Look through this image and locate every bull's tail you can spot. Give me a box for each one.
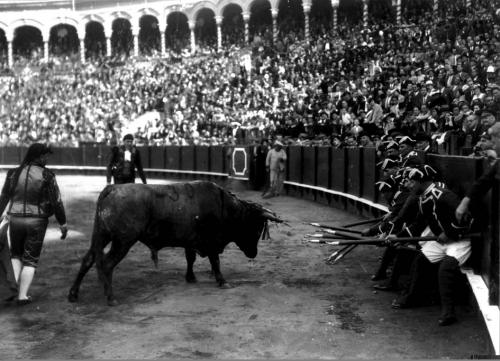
[68,186,115,303]
[92,185,115,274]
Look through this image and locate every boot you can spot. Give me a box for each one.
[383,247,419,291]
[371,246,396,281]
[392,252,436,308]
[438,256,460,326]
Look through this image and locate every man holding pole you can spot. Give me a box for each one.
[391,165,473,326]
[363,166,420,284]
[455,122,500,221]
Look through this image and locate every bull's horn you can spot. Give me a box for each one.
[262,210,283,223]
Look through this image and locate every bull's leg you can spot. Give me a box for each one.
[185,248,197,283]
[97,242,133,306]
[68,249,96,302]
[208,254,231,289]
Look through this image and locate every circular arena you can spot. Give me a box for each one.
[0,173,490,358]
[0,0,499,359]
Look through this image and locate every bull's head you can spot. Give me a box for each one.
[234,202,283,258]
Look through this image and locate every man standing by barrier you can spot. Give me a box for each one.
[263,140,287,199]
[392,165,472,326]
[106,134,147,185]
[456,123,500,221]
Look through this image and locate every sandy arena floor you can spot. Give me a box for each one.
[0,174,490,359]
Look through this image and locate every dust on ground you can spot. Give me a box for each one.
[0,175,490,359]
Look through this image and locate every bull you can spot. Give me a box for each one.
[68,181,282,305]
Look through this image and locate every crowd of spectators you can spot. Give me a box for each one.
[0,0,498,158]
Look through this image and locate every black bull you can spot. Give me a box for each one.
[68,181,283,305]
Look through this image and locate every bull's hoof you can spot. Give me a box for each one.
[107,298,119,306]
[68,291,78,303]
[186,275,197,283]
[218,282,232,289]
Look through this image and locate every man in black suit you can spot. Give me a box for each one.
[106,134,147,185]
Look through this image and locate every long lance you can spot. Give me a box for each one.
[310,223,364,235]
[306,233,481,246]
[305,232,372,240]
[342,217,385,228]
[324,245,352,261]
[326,244,358,264]
[307,235,438,245]
[305,230,361,240]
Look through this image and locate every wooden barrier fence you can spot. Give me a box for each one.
[0,144,497,312]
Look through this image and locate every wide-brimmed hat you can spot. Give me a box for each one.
[399,136,416,147]
[376,176,397,192]
[377,158,399,170]
[407,164,437,182]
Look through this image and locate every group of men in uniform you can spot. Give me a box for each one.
[361,134,475,326]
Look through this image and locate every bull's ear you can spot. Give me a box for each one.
[261,209,283,223]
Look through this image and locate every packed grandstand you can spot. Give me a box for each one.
[0,0,498,158]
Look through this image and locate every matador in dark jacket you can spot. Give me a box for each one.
[106,134,147,185]
[0,143,67,305]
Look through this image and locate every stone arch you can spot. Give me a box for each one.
[109,10,133,21]
[166,11,189,53]
[111,17,133,56]
[194,8,217,48]
[248,0,272,41]
[49,23,79,58]
[137,7,161,18]
[0,21,9,39]
[310,0,333,32]
[82,14,106,26]
[221,3,244,47]
[368,0,394,23]
[190,1,219,22]
[277,0,304,34]
[219,0,243,14]
[339,0,363,25]
[139,14,160,56]
[164,4,186,15]
[46,15,80,34]
[0,28,6,64]
[12,25,44,60]
[85,21,106,59]
[10,18,46,39]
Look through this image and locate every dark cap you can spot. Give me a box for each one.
[123,134,134,141]
[23,143,52,164]
[28,143,52,156]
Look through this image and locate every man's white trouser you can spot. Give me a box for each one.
[419,240,471,266]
